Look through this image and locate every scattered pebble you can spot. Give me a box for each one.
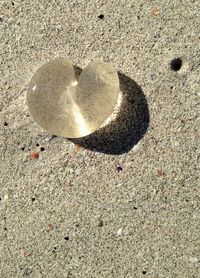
[98,220,104,227]
[52,246,57,254]
[30,151,39,160]
[69,167,75,174]
[45,137,51,142]
[48,224,53,230]
[56,24,62,31]
[157,170,165,176]
[151,7,160,15]
[86,150,95,158]
[22,267,33,276]
[189,256,198,263]
[98,14,104,19]
[44,135,56,142]
[5,82,11,90]
[23,251,32,257]
[75,144,83,151]
[75,168,81,175]
[117,227,123,236]
[132,143,140,153]
[116,182,123,187]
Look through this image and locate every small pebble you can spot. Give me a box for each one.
[116,183,123,187]
[189,256,198,263]
[75,144,83,151]
[45,136,51,142]
[98,14,104,19]
[30,151,39,160]
[56,24,62,31]
[157,170,165,176]
[132,143,140,153]
[98,220,104,227]
[151,7,160,15]
[48,224,53,230]
[5,83,11,90]
[117,227,123,236]
[45,135,56,142]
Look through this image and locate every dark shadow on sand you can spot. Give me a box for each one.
[70,72,150,155]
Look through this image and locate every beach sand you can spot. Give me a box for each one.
[0,0,200,277]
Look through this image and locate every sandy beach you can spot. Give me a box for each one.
[0,0,200,277]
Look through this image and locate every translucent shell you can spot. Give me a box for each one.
[27,58,120,138]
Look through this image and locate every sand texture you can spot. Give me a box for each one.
[0,0,200,277]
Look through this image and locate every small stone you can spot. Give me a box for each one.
[151,7,160,15]
[117,227,123,236]
[132,143,140,153]
[189,256,198,263]
[157,170,165,176]
[75,168,81,175]
[98,14,104,19]
[44,136,52,142]
[30,151,39,160]
[116,183,123,187]
[22,267,33,276]
[56,25,62,31]
[48,224,53,230]
[98,220,104,227]
[75,144,83,150]
[5,82,11,90]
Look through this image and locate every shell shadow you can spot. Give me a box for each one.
[70,71,150,155]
